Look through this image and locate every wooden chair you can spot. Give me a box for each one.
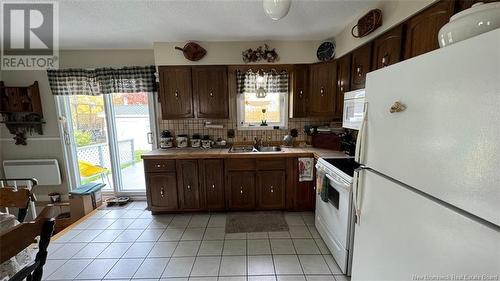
[0,206,56,281]
[0,178,38,222]
[0,188,32,222]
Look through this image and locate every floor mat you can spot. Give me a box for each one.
[226,211,289,233]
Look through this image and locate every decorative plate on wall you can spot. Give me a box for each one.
[317,41,336,62]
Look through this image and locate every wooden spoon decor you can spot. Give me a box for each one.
[175,42,207,61]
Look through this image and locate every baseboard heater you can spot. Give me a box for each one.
[3,159,62,185]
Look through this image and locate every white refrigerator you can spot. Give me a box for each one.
[351,29,500,281]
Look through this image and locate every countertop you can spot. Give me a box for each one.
[141,147,349,160]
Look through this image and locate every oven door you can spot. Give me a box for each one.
[343,89,365,130]
[315,169,353,273]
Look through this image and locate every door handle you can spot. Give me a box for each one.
[353,166,369,225]
[325,174,350,191]
[352,170,360,224]
[147,132,153,144]
[355,102,368,163]
[160,188,165,198]
[270,185,274,193]
[212,184,215,191]
[389,101,407,113]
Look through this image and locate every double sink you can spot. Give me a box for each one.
[229,146,282,153]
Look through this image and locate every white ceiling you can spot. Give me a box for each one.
[57,0,379,49]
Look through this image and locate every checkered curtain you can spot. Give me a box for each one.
[236,69,289,94]
[47,66,157,95]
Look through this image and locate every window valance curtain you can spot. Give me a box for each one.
[236,69,289,94]
[47,66,157,96]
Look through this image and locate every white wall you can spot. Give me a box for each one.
[334,0,437,57]
[155,40,322,65]
[0,49,154,200]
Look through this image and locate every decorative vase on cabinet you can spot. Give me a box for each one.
[438,2,500,48]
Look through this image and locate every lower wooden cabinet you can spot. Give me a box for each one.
[147,173,178,211]
[176,160,202,210]
[200,159,225,210]
[257,170,286,209]
[145,157,315,212]
[227,171,256,210]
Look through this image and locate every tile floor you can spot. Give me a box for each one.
[45,201,349,281]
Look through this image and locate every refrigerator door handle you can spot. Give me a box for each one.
[353,169,360,225]
[355,102,368,163]
[353,165,371,225]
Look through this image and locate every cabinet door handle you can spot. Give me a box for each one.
[299,90,303,98]
[320,88,325,97]
[212,184,215,191]
[160,188,165,198]
[356,66,363,76]
[209,91,214,97]
[270,185,274,193]
[174,91,179,98]
[381,54,389,67]
[240,186,243,194]
[155,164,161,168]
[187,184,191,191]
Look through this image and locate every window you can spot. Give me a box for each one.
[236,70,289,130]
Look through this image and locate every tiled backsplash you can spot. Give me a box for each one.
[159,117,336,144]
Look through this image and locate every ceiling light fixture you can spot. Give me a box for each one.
[263,0,291,21]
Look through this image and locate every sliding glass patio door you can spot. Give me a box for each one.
[57,92,156,195]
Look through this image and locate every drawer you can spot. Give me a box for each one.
[144,160,176,172]
[256,159,286,170]
[226,159,256,171]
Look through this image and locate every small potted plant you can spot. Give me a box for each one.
[260,108,268,126]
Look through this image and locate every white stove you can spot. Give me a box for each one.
[315,157,359,276]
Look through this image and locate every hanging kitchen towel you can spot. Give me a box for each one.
[316,168,324,194]
[298,157,314,182]
[320,174,329,202]
[315,168,329,203]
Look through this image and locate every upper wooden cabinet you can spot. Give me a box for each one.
[350,43,372,90]
[290,64,309,118]
[159,66,194,119]
[404,0,455,59]
[158,65,229,119]
[336,55,351,118]
[176,160,202,210]
[372,25,404,70]
[192,66,229,118]
[308,61,337,117]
